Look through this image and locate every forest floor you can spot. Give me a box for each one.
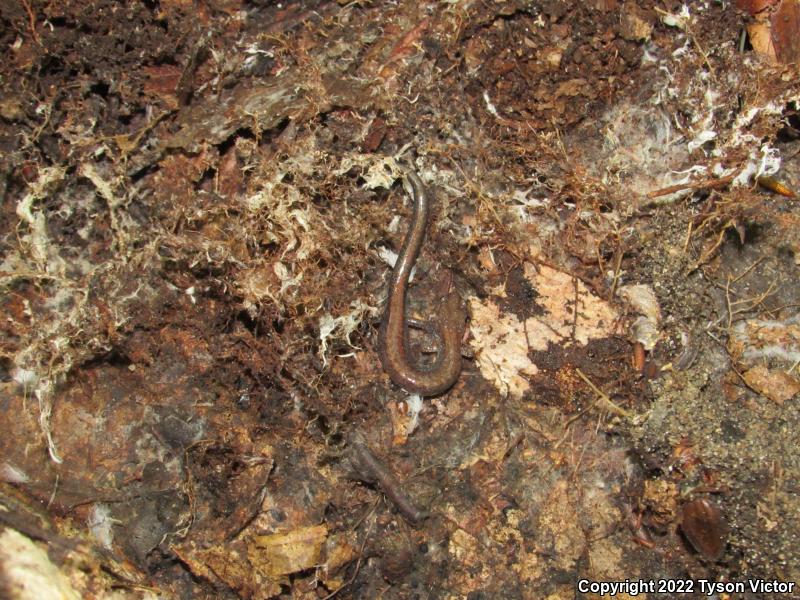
[1,1,800,598]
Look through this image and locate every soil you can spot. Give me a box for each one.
[1,1,799,599]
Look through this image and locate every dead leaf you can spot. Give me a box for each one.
[619,2,654,41]
[772,0,800,64]
[248,524,328,577]
[743,364,800,404]
[736,0,780,14]
[469,264,620,399]
[174,541,283,600]
[747,20,777,62]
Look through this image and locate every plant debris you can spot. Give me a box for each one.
[1,0,800,598]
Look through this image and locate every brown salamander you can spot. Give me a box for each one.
[378,172,466,396]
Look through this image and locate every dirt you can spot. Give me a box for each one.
[1,0,800,598]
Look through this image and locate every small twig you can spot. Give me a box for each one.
[319,504,376,600]
[555,369,633,449]
[737,27,748,53]
[646,175,734,201]
[683,220,693,253]
[19,0,41,45]
[688,224,731,271]
[554,411,584,449]
[609,243,624,298]
[703,329,763,396]
[347,430,427,524]
[725,276,734,331]
[654,7,716,79]
[570,414,601,480]
[705,259,765,299]
[575,368,632,419]
[502,432,524,461]
[447,157,504,227]
[724,280,778,331]
[46,474,59,509]
[730,258,765,285]
[176,32,212,107]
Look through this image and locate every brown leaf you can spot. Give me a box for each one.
[747,20,777,62]
[736,0,780,14]
[619,2,654,41]
[248,524,328,577]
[743,364,800,404]
[772,0,800,63]
[174,541,283,600]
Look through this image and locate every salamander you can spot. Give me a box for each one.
[378,171,466,396]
